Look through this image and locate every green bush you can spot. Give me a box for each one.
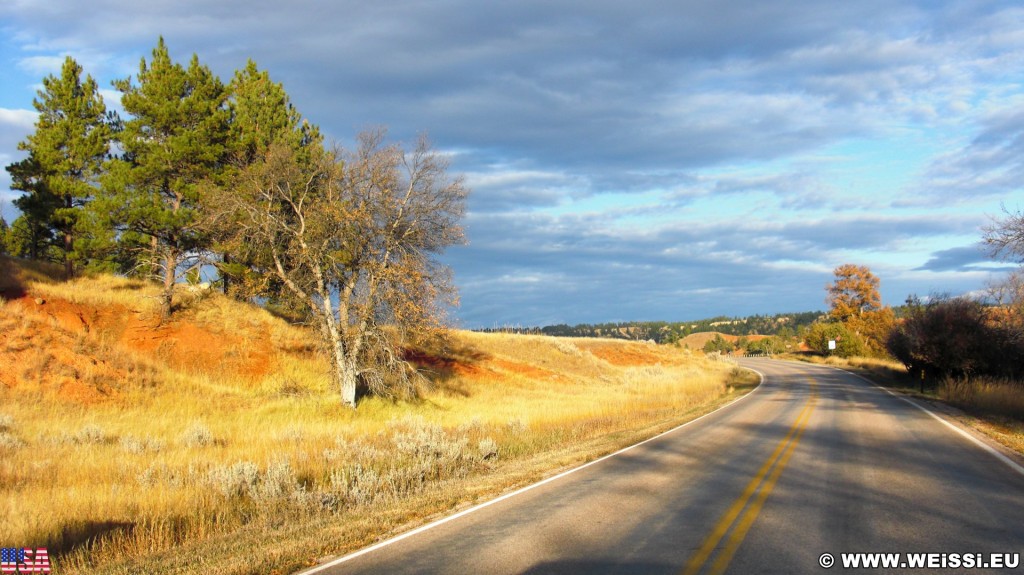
[804,322,866,358]
[702,334,734,354]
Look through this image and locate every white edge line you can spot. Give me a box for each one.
[816,363,1024,479]
[298,367,766,574]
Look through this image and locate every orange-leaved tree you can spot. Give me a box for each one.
[825,264,894,357]
[826,264,881,321]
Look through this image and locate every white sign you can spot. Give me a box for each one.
[828,340,837,350]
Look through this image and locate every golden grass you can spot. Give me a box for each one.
[0,259,751,575]
[935,376,1024,455]
[938,376,1024,419]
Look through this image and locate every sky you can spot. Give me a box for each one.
[2,1,1023,329]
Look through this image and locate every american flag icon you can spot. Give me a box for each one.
[0,548,50,574]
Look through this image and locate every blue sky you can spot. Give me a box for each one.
[2,0,1022,328]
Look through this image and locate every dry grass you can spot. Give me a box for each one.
[939,376,1024,419]
[0,256,751,575]
[935,376,1024,455]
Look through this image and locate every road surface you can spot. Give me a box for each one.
[301,358,1024,574]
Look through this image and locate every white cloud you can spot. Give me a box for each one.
[3,0,1024,325]
[16,55,66,76]
[0,108,37,130]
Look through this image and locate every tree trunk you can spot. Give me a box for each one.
[63,230,74,280]
[63,194,74,280]
[320,306,358,408]
[221,252,232,295]
[334,343,358,408]
[161,249,176,319]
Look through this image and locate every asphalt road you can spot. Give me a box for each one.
[300,359,1024,575]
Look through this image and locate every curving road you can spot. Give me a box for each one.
[300,359,1024,574]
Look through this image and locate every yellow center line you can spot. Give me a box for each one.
[682,378,819,575]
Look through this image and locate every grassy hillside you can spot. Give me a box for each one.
[677,331,773,351]
[0,255,755,575]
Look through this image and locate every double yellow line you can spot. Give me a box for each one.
[682,378,819,575]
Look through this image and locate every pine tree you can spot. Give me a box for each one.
[0,211,9,255]
[3,162,56,260]
[208,60,322,300]
[228,59,322,165]
[5,56,110,276]
[98,37,230,317]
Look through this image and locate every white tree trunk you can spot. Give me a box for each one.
[338,357,358,408]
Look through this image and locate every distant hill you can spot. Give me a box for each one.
[677,332,766,350]
[478,311,825,343]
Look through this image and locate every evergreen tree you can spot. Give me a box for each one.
[98,37,230,317]
[0,211,9,255]
[228,59,321,165]
[208,60,322,301]
[5,57,110,277]
[2,171,55,261]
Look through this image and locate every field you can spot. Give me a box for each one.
[0,255,755,575]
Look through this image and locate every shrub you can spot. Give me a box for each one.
[744,337,780,355]
[886,296,1001,379]
[74,424,109,445]
[478,437,499,460]
[180,422,216,447]
[121,435,165,454]
[702,334,734,354]
[208,461,260,498]
[804,322,866,358]
[0,431,25,449]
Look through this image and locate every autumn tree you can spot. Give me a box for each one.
[221,129,467,407]
[210,60,322,299]
[96,37,230,317]
[822,263,895,356]
[826,264,882,321]
[5,56,111,277]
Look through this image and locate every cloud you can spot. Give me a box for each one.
[3,1,1024,325]
[443,209,986,326]
[914,243,1016,272]
[0,108,36,132]
[914,106,1024,203]
[0,108,34,214]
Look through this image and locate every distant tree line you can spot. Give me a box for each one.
[478,312,823,344]
[1,38,467,408]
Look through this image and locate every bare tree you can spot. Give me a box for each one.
[984,206,1024,346]
[224,129,467,407]
[984,205,1024,263]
